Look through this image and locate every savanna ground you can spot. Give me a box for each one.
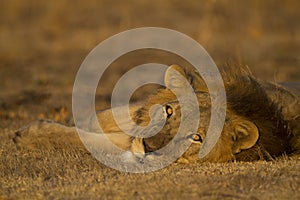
[1,0,300,199]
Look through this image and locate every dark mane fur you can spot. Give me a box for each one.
[222,65,292,160]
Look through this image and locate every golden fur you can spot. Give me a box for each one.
[13,64,300,163]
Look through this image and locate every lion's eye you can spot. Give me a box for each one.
[165,105,173,118]
[191,134,203,143]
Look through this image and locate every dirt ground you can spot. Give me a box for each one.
[1,0,300,199]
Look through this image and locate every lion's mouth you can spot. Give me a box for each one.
[143,139,155,153]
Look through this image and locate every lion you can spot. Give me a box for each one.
[141,65,300,162]
[12,64,300,163]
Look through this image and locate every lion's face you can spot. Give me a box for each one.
[139,65,262,163]
[141,100,259,163]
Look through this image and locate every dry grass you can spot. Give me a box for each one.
[1,0,300,199]
[1,127,300,199]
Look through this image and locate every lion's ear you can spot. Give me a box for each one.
[164,64,190,93]
[165,64,209,93]
[232,120,259,154]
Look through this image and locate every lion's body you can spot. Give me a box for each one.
[13,65,300,163]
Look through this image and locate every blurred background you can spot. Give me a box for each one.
[0,0,299,127]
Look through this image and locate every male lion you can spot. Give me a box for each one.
[141,65,300,162]
[13,64,300,163]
